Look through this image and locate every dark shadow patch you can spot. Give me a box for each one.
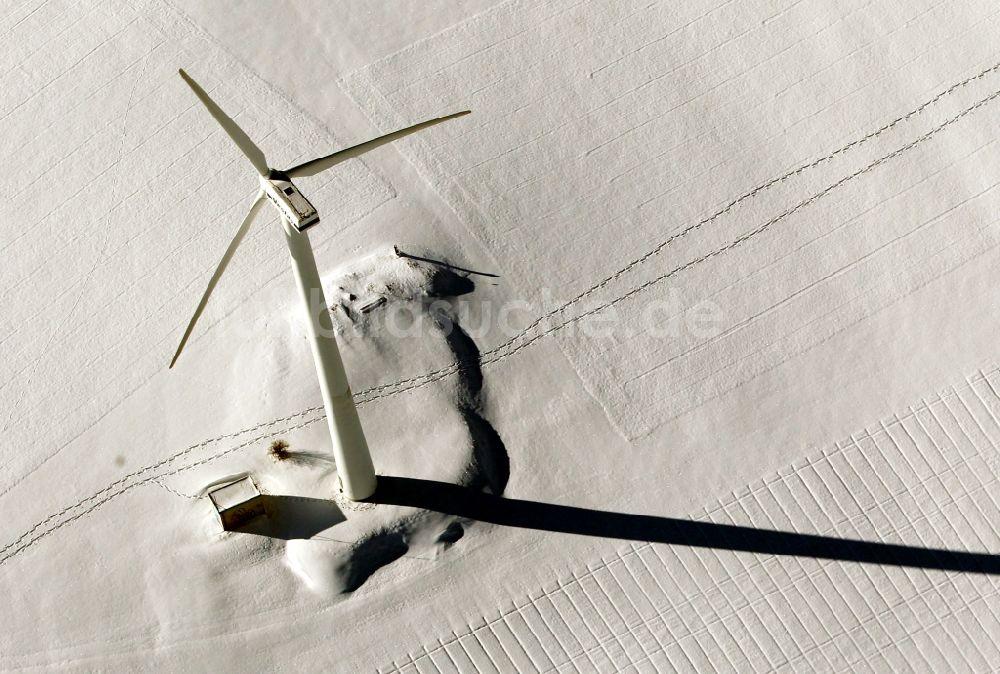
[369,477,1000,575]
[281,450,337,468]
[236,495,346,540]
[336,529,409,593]
[429,269,476,298]
[461,408,509,495]
[437,521,465,546]
[440,318,483,399]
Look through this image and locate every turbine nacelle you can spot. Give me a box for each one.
[260,173,319,232]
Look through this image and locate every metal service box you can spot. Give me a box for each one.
[207,475,266,530]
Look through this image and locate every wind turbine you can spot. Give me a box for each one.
[169,68,469,501]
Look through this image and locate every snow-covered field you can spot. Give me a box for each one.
[5,0,1000,670]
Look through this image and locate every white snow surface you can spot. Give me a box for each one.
[5,0,1000,671]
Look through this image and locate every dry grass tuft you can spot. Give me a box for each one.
[268,439,291,462]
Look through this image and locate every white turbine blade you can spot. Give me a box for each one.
[283,110,470,179]
[179,68,269,176]
[169,191,266,369]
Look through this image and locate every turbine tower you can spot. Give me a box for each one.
[169,68,469,501]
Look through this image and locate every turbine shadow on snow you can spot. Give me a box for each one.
[368,476,1000,575]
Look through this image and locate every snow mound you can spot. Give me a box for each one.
[176,246,509,595]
